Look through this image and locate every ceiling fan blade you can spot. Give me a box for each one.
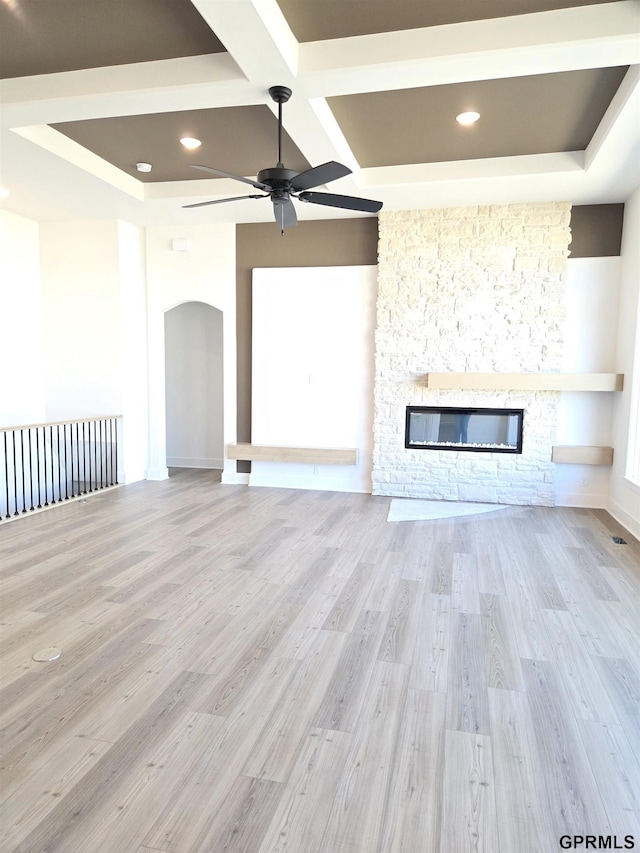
[290,161,352,191]
[183,194,267,209]
[190,164,269,191]
[273,197,297,229]
[298,191,382,213]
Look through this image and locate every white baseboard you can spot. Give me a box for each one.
[248,472,368,493]
[166,457,223,469]
[221,471,249,485]
[146,466,169,481]
[607,497,640,541]
[120,468,145,485]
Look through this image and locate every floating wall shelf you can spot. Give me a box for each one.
[227,444,358,465]
[423,373,624,392]
[551,446,614,465]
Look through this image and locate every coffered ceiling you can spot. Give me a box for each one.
[0,0,638,226]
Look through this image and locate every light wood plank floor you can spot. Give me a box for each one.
[1,469,639,853]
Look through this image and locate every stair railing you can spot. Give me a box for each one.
[0,415,122,521]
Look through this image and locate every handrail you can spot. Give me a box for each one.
[0,415,123,432]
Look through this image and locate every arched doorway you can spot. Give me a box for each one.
[164,302,224,473]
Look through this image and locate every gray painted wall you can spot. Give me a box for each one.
[569,204,624,257]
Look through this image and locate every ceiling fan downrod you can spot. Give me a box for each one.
[268,85,292,167]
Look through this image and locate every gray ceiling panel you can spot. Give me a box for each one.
[52,107,311,183]
[276,0,622,42]
[327,68,629,167]
[0,0,224,79]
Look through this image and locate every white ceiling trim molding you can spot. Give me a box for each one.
[146,153,588,213]
[360,153,585,189]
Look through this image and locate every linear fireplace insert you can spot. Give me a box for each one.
[405,406,524,453]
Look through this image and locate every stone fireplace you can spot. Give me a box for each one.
[373,203,572,506]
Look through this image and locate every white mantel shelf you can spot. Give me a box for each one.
[424,373,624,392]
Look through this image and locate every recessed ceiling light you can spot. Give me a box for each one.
[136,162,153,173]
[0,187,9,198]
[456,111,480,126]
[180,137,201,150]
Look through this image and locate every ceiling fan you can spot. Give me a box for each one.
[183,85,382,232]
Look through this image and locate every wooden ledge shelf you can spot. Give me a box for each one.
[227,444,358,465]
[552,445,614,465]
[424,373,624,392]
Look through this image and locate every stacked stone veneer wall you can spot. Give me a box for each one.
[373,202,572,505]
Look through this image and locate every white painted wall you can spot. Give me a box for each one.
[0,211,45,426]
[38,219,148,484]
[40,220,122,420]
[117,220,148,484]
[609,186,640,538]
[251,266,377,493]
[145,224,237,482]
[555,257,621,507]
[165,302,224,469]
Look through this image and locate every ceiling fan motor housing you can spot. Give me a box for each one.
[258,167,298,189]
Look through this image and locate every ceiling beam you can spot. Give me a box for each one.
[12,125,144,199]
[585,65,640,171]
[0,55,253,127]
[298,2,640,96]
[190,0,299,82]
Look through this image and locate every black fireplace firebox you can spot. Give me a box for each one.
[405,406,524,454]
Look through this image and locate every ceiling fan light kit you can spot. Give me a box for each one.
[183,85,382,232]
